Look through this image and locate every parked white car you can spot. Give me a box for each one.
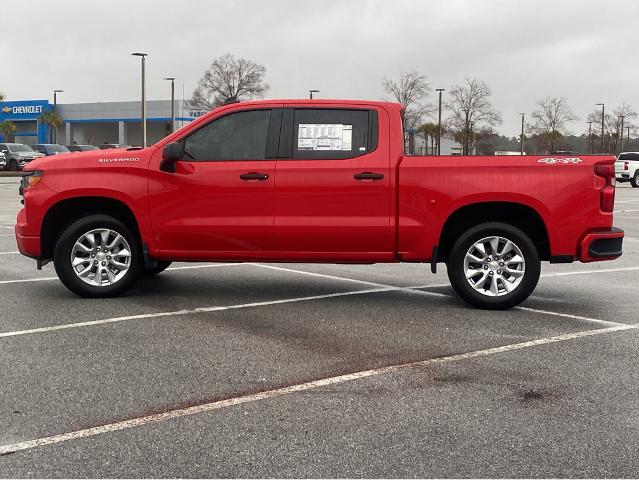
[0,151,6,170]
[615,152,639,188]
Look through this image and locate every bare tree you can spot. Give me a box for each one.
[188,53,270,111]
[587,102,637,153]
[445,78,502,155]
[381,71,434,128]
[531,97,577,153]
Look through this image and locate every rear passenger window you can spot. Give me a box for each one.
[619,153,639,161]
[292,109,376,159]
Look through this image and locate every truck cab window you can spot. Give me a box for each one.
[291,109,376,159]
[182,109,271,161]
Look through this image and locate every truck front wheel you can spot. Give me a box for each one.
[53,214,142,298]
[446,222,540,309]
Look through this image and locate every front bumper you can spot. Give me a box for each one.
[15,208,41,259]
[578,227,624,262]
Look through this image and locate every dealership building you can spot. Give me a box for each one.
[0,99,205,146]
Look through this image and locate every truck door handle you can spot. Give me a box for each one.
[354,172,384,181]
[240,172,269,181]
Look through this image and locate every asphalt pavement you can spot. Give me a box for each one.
[0,177,637,478]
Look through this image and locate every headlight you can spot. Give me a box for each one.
[19,170,44,195]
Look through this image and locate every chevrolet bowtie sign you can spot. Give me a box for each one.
[2,105,44,115]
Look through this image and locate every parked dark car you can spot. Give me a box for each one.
[32,144,70,156]
[67,144,99,152]
[0,143,45,171]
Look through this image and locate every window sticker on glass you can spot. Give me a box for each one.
[298,124,353,151]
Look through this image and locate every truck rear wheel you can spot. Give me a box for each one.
[53,214,141,298]
[446,222,540,310]
[631,171,639,188]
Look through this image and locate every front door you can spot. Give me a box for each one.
[148,107,281,259]
[274,106,393,260]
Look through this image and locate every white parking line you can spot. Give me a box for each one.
[0,285,432,339]
[254,265,629,328]
[0,277,58,285]
[0,263,243,285]
[0,323,634,456]
[541,266,639,277]
[0,251,19,255]
[614,209,639,213]
[515,306,625,328]
[0,234,15,237]
[252,264,449,297]
[0,225,13,229]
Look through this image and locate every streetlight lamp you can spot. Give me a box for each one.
[435,88,445,155]
[53,89,63,143]
[619,115,625,153]
[132,52,148,147]
[596,103,605,153]
[519,113,525,155]
[309,89,319,99]
[164,77,176,134]
[587,121,593,154]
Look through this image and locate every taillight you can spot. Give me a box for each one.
[624,161,629,170]
[595,162,615,212]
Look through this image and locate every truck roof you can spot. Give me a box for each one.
[225,98,403,110]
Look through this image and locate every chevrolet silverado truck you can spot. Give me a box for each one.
[615,152,639,187]
[14,99,623,309]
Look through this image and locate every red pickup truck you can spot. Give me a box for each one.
[15,99,623,309]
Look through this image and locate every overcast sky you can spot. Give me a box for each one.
[3,0,637,136]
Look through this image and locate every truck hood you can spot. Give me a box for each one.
[24,147,150,172]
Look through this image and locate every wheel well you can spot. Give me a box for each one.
[438,202,550,261]
[41,197,141,260]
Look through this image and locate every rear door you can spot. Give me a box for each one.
[274,106,392,259]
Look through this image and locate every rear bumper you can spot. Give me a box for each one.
[578,227,624,262]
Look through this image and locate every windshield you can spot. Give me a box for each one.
[8,144,34,152]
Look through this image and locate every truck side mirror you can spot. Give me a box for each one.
[160,142,181,173]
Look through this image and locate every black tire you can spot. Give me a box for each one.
[8,160,18,172]
[631,171,639,188]
[53,214,141,298]
[143,261,172,276]
[446,222,541,310]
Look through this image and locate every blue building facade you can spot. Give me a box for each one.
[0,100,52,143]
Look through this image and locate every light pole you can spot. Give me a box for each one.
[164,77,176,134]
[53,89,63,143]
[519,113,525,155]
[436,88,444,155]
[309,89,319,100]
[596,103,605,153]
[462,108,469,155]
[587,121,593,154]
[628,126,632,144]
[619,115,625,153]
[132,52,148,147]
